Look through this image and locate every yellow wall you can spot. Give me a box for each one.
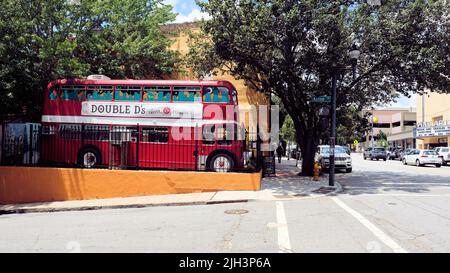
[163,23,270,133]
[0,167,261,204]
[417,93,450,123]
[416,92,450,148]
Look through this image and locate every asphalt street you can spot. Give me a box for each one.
[0,154,449,253]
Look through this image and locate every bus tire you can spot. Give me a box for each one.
[207,151,235,173]
[78,147,101,168]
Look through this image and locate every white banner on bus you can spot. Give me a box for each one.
[81,102,203,119]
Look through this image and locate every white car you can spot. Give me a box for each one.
[434,147,450,166]
[402,149,442,168]
[316,145,352,173]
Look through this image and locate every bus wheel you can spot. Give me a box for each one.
[208,153,234,173]
[78,148,101,168]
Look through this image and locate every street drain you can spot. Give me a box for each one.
[225,209,249,215]
[388,203,397,206]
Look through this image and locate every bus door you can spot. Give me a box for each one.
[138,126,171,169]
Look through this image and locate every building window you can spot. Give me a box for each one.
[403,121,416,126]
[433,116,444,122]
[392,122,401,127]
[373,123,390,128]
[141,127,169,143]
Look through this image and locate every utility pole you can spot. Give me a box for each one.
[371,110,374,148]
[329,71,337,187]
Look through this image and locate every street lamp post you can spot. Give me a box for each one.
[329,45,360,187]
[329,72,337,187]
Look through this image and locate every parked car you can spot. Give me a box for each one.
[387,147,402,160]
[434,147,450,166]
[400,148,414,159]
[344,146,351,155]
[363,147,387,161]
[315,145,352,173]
[290,148,302,160]
[402,149,442,167]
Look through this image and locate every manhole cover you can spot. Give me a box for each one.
[225,209,249,215]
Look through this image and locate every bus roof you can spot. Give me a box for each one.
[47,79,236,89]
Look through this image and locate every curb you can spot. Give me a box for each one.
[0,200,252,215]
[0,182,343,215]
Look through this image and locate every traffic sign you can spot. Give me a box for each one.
[311,95,331,103]
[353,139,359,145]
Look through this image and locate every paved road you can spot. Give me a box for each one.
[1,154,449,253]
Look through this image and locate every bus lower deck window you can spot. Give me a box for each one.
[141,127,169,143]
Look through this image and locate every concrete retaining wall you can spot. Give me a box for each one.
[0,167,261,204]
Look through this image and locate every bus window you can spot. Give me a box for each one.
[172,86,201,102]
[48,86,60,100]
[202,125,215,145]
[203,87,230,103]
[217,125,233,145]
[59,124,82,139]
[87,85,113,101]
[115,86,141,101]
[84,125,109,141]
[60,85,85,101]
[143,86,171,102]
[141,127,169,143]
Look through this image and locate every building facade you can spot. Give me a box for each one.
[362,107,417,149]
[416,92,450,149]
[161,22,270,135]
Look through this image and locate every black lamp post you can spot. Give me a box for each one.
[329,45,360,187]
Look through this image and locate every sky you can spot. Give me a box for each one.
[165,0,210,23]
[165,0,417,108]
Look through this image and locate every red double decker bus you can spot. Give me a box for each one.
[41,77,245,172]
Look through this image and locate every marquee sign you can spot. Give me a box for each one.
[81,102,203,119]
[414,125,450,138]
[417,120,450,128]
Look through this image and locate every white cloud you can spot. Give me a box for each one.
[174,8,210,23]
[387,93,417,108]
[164,0,179,6]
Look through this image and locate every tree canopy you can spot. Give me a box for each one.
[0,0,178,119]
[187,0,450,175]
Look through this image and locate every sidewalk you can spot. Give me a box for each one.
[0,158,341,214]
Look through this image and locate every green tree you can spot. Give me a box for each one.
[336,106,371,145]
[280,115,296,143]
[377,130,388,148]
[187,0,449,175]
[0,0,178,119]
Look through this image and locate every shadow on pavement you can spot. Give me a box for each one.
[337,170,450,195]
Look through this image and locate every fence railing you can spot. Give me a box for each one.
[0,122,262,173]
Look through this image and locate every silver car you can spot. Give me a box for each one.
[402,149,442,167]
[316,145,352,173]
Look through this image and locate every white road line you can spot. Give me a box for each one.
[345,183,450,187]
[276,201,293,253]
[343,194,450,198]
[331,197,408,253]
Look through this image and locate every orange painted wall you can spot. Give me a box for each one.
[0,167,261,205]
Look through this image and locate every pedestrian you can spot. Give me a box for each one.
[276,144,284,164]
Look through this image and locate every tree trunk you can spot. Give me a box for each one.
[299,131,319,176]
